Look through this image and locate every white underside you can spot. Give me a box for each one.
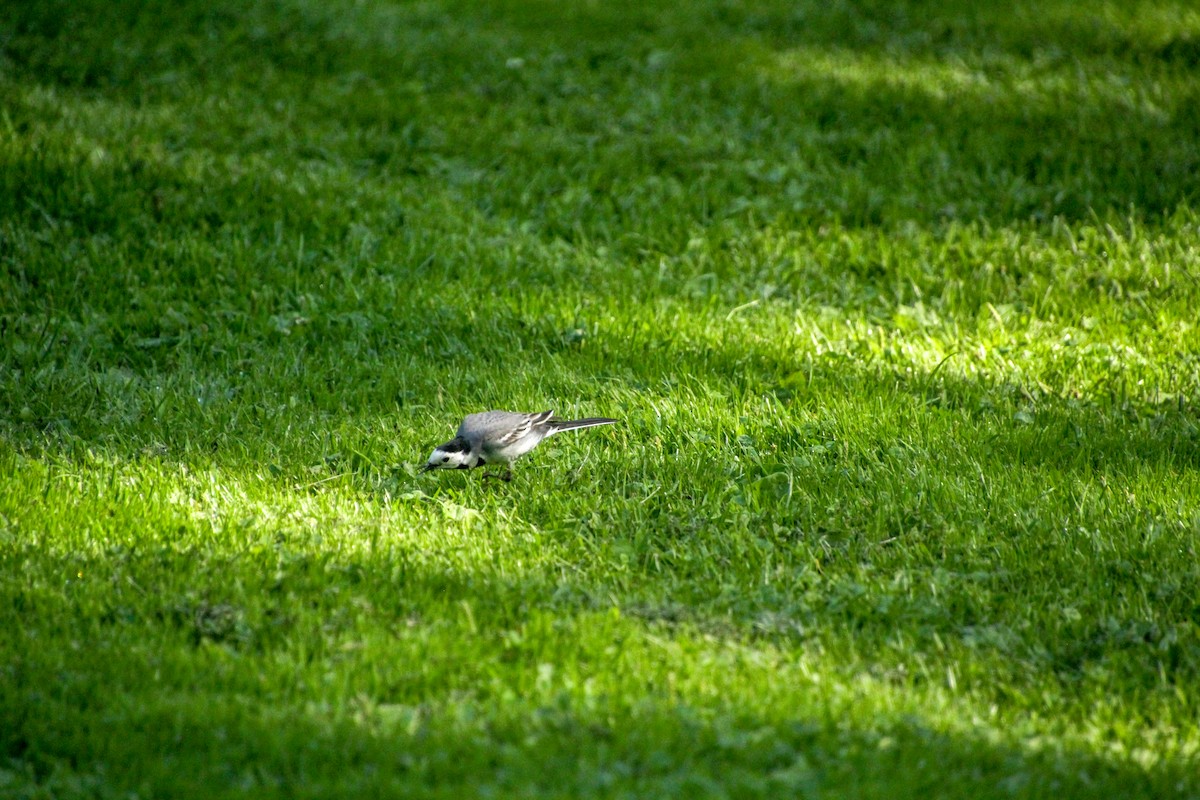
[481,431,551,465]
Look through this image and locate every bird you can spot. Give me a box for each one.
[421,410,617,481]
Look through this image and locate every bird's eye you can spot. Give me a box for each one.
[442,456,450,463]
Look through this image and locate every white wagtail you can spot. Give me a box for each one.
[422,410,617,481]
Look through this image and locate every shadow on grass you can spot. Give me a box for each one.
[2,0,1198,231]
[1,541,1194,798]
[3,687,1187,798]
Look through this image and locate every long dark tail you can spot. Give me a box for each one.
[546,417,618,435]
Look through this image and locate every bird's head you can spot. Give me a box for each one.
[421,436,475,472]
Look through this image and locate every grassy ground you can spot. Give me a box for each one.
[3,0,1200,796]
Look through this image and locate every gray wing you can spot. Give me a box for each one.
[459,410,554,446]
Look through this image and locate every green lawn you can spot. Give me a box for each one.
[3,0,1200,796]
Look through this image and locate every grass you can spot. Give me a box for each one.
[2,0,1200,796]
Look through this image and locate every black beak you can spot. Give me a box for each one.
[420,463,436,473]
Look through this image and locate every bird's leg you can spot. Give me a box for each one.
[482,468,513,482]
